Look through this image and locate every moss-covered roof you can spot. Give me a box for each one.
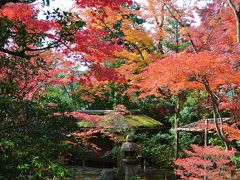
[77,114,162,129]
[124,115,162,128]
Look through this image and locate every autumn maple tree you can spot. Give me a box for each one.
[0,0,133,178]
[74,0,192,104]
[133,0,240,146]
[0,0,133,137]
[0,0,135,100]
[0,0,240,178]
[175,144,237,180]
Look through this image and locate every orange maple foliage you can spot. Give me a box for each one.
[133,1,240,145]
[137,52,240,97]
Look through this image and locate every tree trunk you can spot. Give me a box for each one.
[174,93,185,159]
[202,77,231,147]
[174,108,180,159]
[157,41,164,55]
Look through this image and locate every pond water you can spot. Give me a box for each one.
[70,166,176,180]
[116,169,175,180]
[70,167,102,179]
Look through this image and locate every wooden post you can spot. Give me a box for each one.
[175,129,179,159]
[204,116,208,180]
[204,116,208,147]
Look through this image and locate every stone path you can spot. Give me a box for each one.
[70,166,114,180]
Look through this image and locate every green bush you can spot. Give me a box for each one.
[0,99,80,179]
[135,132,174,167]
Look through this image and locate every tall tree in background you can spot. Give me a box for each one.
[135,0,240,147]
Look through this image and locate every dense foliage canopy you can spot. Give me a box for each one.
[0,0,240,179]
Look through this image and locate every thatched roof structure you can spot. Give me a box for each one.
[77,110,162,130]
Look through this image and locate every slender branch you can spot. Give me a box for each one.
[164,4,184,27]
[132,42,145,61]
[164,4,198,53]
[102,21,146,61]
[198,21,219,52]
[228,0,238,16]
[228,0,240,43]
[63,85,71,98]
[0,48,30,59]
[187,33,198,53]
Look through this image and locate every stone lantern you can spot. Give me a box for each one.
[121,135,138,180]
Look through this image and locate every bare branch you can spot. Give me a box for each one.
[228,0,238,16]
